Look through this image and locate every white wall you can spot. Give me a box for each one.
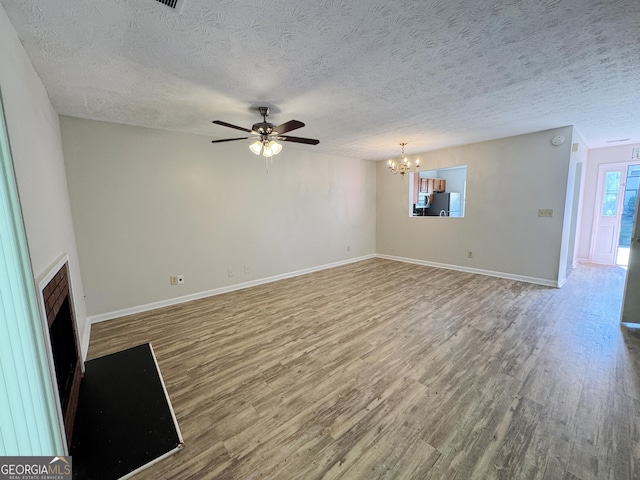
[418,167,467,195]
[561,128,588,278]
[0,6,89,355]
[435,167,466,198]
[577,144,640,262]
[556,128,586,286]
[377,126,574,285]
[60,116,376,318]
[0,2,88,453]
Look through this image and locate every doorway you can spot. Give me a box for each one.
[590,162,640,266]
[617,165,640,266]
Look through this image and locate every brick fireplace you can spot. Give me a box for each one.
[42,261,82,446]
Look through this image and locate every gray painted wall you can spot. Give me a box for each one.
[376,126,574,284]
[0,5,89,355]
[2,0,583,328]
[60,116,377,317]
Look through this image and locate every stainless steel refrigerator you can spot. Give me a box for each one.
[426,192,461,217]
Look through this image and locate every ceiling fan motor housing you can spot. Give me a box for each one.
[254,107,275,135]
[252,121,276,135]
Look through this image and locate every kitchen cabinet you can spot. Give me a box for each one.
[413,175,448,212]
[433,179,446,192]
[421,178,447,194]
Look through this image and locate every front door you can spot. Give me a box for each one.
[591,164,625,264]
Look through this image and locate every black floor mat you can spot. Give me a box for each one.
[70,343,183,479]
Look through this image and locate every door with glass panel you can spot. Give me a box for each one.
[591,163,639,265]
[618,165,640,265]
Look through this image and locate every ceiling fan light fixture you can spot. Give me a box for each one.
[249,141,263,155]
[212,106,319,167]
[270,140,282,155]
[263,144,274,157]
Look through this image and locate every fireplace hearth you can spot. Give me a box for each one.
[42,261,82,446]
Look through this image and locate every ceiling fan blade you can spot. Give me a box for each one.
[212,120,253,133]
[278,135,320,145]
[274,120,305,135]
[211,137,251,143]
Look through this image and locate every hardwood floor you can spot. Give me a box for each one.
[86,259,640,479]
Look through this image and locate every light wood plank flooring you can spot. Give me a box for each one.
[86,259,640,479]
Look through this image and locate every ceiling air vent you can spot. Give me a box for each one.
[155,0,185,13]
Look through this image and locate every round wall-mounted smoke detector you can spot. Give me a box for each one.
[551,135,565,146]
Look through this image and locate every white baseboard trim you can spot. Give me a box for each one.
[375,254,560,288]
[89,254,377,324]
[88,253,562,325]
[80,323,91,362]
[622,322,640,330]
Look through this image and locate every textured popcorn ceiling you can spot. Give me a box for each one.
[2,0,639,160]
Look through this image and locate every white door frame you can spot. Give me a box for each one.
[590,161,637,264]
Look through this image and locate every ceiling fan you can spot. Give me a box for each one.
[212,106,319,158]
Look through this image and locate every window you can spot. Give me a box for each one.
[601,171,621,217]
[409,165,467,217]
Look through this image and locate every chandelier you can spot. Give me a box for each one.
[388,142,419,176]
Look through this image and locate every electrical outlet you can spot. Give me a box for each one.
[228,268,234,277]
[538,209,553,217]
[170,275,178,285]
[244,265,250,275]
[347,245,351,252]
[468,251,473,258]
[177,275,184,284]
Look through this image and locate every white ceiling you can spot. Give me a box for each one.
[2,0,639,160]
